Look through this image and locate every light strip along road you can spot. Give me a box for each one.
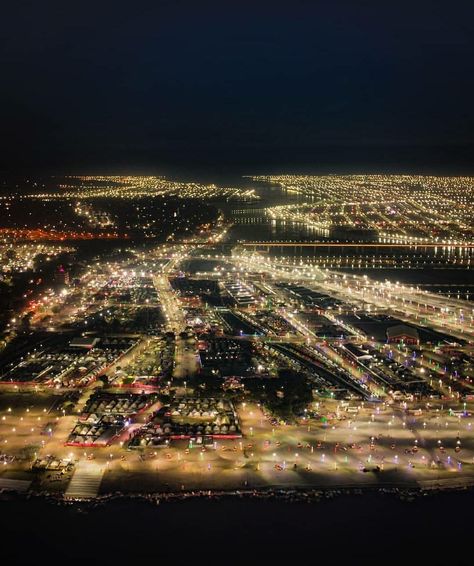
[170,241,474,249]
[232,252,474,341]
[269,342,372,399]
[223,294,374,399]
[241,242,474,249]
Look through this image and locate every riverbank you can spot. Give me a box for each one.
[3,479,474,508]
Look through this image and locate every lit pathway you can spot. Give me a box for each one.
[0,477,31,493]
[65,460,104,499]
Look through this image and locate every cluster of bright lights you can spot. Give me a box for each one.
[250,175,474,244]
[30,175,259,202]
[0,243,73,273]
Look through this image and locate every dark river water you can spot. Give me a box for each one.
[0,492,471,564]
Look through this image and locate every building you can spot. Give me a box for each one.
[386,324,419,345]
[54,265,70,286]
[344,343,373,361]
[69,336,100,349]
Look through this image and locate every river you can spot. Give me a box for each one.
[0,491,471,564]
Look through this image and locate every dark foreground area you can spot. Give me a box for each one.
[0,491,471,565]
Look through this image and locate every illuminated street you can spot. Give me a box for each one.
[0,173,472,500]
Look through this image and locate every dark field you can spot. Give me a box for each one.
[0,491,471,565]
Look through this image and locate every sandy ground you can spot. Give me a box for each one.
[1,390,474,495]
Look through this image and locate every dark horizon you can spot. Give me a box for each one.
[3,143,474,181]
[1,1,473,176]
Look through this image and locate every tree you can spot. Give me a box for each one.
[98,374,109,386]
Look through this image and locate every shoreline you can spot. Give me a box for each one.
[3,480,474,509]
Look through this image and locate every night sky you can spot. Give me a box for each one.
[1,1,473,175]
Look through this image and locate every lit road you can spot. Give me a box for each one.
[229,252,474,341]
